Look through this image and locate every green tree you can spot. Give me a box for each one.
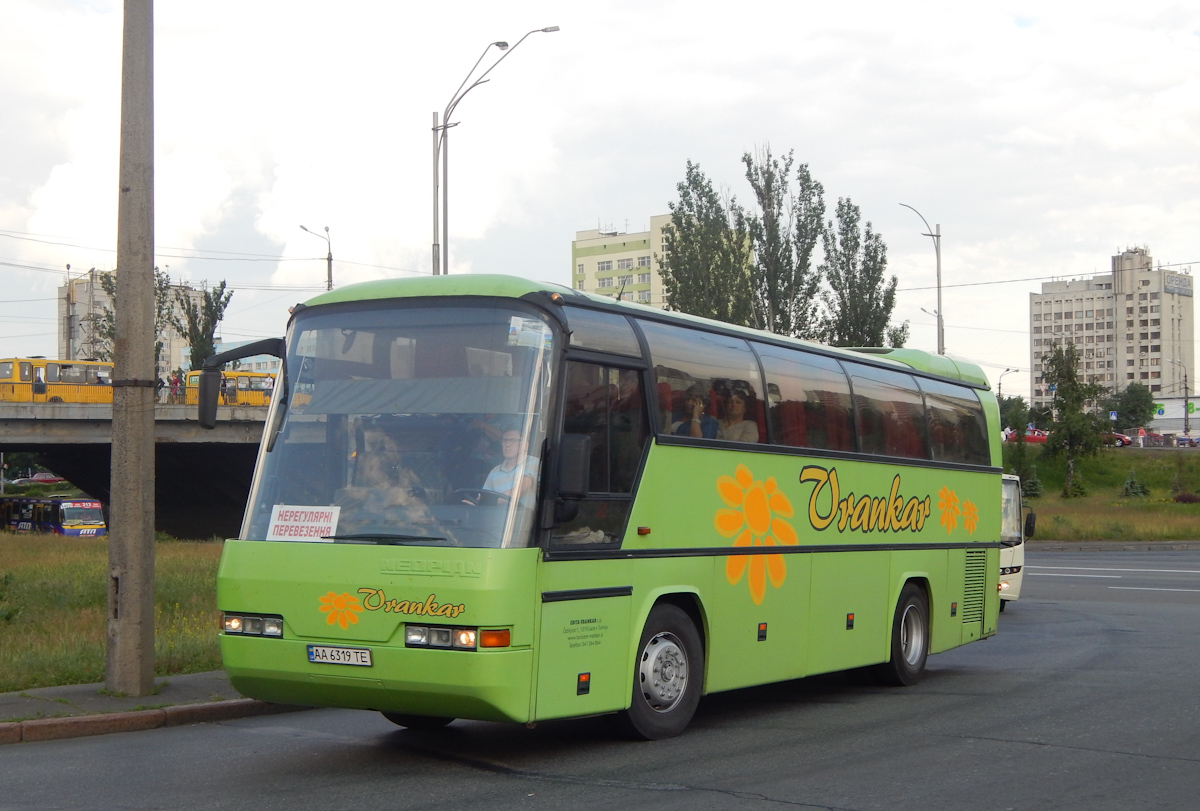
[172,280,234,371]
[1042,345,1105,497]
[659,161,754,326]
[94,267,175,374]
[1098,382,1157,433]
[1000,395,1032,481]
[819,197,907,347]
[740,146,825,338]
[999,395,1029,433]
[1029,404,1053,429]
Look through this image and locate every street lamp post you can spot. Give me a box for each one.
[998,367,1017,400]
[431,26,559,275]
[300,225,332,291]
[1168,358,1190,435]
[899,204,943,355]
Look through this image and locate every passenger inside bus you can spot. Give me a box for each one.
[717,388,759,443]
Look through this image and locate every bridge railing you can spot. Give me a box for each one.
[0,383,272,407]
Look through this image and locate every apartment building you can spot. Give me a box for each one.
[571,215,669,308]
[1029,247,1194,409]
[57,269,210,374]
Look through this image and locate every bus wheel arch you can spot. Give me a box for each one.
[614,596,705,740]
[873,578,930,687]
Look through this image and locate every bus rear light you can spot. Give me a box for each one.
[480,629,511,648]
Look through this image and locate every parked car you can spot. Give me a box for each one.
[1106,432,1132,447]
[1021,428,1049,443]
[31,472,65,483]
[1175,435,1196,448]
[8,478,36,486]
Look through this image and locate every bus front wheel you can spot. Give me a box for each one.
[613,604,703,740]
[381,712,454,730]
[873,583,929,687]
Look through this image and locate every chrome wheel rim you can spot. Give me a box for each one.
[638,631,688,713]
[899,604,926,666]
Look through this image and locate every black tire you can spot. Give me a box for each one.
[381,712,454,730]
[613,604,703,740]
[999,598,1008,613]
[873,582,929,687]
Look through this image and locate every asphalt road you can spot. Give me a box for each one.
[3,550,1198,811]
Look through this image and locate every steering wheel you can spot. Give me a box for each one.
[452,488,509,507]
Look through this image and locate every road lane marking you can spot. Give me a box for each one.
[1026,573,1122,578]
[1027,566,1200,574]
[1109,586,1200,593]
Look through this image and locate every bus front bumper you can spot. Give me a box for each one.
[220,634,534,723]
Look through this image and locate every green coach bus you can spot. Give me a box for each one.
[202,274,1002,739]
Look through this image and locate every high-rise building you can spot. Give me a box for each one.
[571,215,670,308]
[1029,247,1194,409]
[57,269,211,375]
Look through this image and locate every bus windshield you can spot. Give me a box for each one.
[241,302,555,549]
[61,506,105,525]
[1000,478,1022,546]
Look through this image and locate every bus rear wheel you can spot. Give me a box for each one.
[613,604,703,740]
[873,583,929,687]
[381,712,454,730]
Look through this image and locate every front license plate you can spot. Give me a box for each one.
[307,645,372,667]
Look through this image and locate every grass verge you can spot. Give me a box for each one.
[1006,445,1200,541]
[0,533,222,693]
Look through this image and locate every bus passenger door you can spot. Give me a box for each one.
[536,361,648,721]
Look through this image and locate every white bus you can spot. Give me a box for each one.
[999,474,1034,609]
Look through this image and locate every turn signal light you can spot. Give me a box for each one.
[480,629,511,648]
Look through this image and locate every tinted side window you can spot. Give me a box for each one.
[920,379,990,465]
[639,320,764,442]
[565,307,641,357]
[754,344,855,452]
[845,363,929,460]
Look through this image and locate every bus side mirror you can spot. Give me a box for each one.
[197,368,222,429]
[557,434,591,500]
[1024,510,1036,540]
[195,337,285,430]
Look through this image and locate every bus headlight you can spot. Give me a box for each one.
[223,612,284,637]
[405,624,501,651]
[999,581,1011,591]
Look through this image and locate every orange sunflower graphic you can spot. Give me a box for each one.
[318,591,363,630]
[937,486,960,534]
[961,500,978,535]
[715,464,798,605]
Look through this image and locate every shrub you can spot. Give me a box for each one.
[1122,470,1150,498]
[1021,466,1045,499]
[1173,492,1200,504]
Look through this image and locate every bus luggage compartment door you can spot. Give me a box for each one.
[535,590,631,721]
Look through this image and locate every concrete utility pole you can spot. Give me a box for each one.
[107,0,157,696]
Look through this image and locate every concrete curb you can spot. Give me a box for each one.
[0,699,307,746]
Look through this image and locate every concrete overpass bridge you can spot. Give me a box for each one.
[0,402,264,538]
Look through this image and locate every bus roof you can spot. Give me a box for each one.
[299,275,989,389]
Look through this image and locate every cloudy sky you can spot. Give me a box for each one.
[2,0,1198,398]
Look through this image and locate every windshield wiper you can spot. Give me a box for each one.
[321,533,448,545]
